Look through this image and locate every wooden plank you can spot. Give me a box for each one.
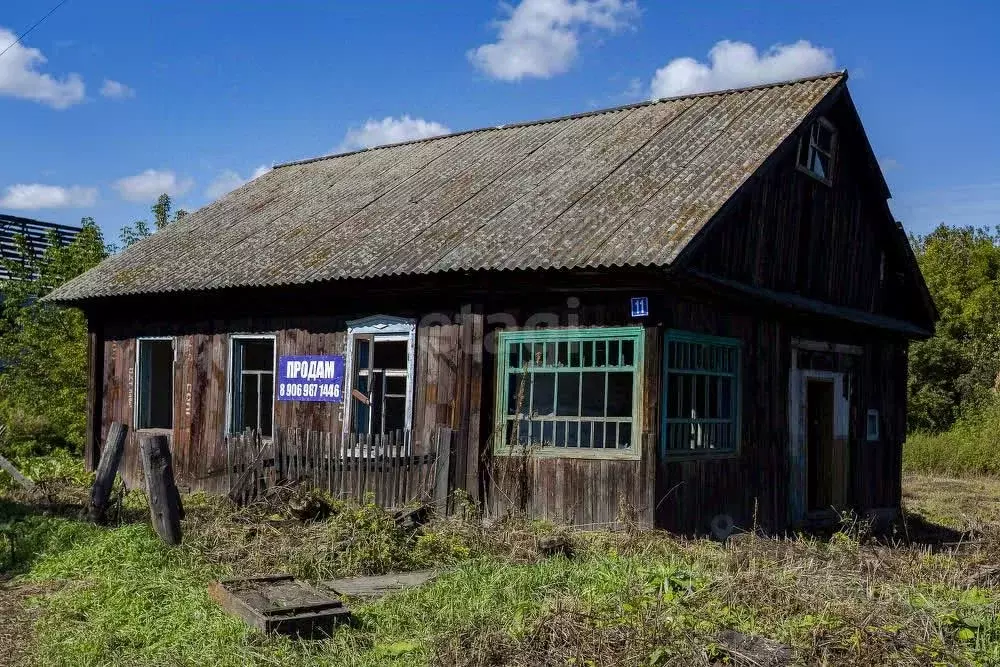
[434,427,452,510]
[88,421,129,523]
[321,570,440,599]
[139,433,184,545]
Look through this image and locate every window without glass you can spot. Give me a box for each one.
[798,117,836,183]
[136,338,174,430]
[496,327,643,452]
[662,331,741,456]
[230,337,275,437]
[351,335,412,435]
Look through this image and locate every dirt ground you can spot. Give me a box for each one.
[0,580,46,667]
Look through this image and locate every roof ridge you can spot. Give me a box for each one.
[274,70,847,170]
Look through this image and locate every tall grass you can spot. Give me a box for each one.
[905,399,1000,476]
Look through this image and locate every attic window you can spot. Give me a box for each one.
[798,118,837,183]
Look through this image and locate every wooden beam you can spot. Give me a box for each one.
[139,434,184,545]
[88,422,128,523]
[85,317,105,471]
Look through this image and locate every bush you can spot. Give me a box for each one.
[905,398,1000,476]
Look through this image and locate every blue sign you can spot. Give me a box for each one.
[277,355,344,402]
[631,296,649,318]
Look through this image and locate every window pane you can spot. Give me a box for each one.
[618,424,632,448]
[580,372,606,417]
[386,375,406,396]
[566,421,579,447]
[240,375,258,433]
[554,421,566,447]
[816,123,834,151]
[622,339,635,366]
[556,372,581,416]
[384,396,406,432]
[569,341,581,367]
[579,422,592,448]
[354,338,370,371]
[507,374,528,415]
[530,372,555,416]
[138,340,173,430]
[541,421,554,446]
[260,375,273,437]
[608,340,620,366]
[556,341,569,367]
[595,340,607,366]
[373,340,407,370]
[606,372,633,417]
[604,423,617,449]
[242,340,274,372]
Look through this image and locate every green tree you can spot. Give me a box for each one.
[0,219,109,455]
[119,194,187,249]
[908,224,1000,431]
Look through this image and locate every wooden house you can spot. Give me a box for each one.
[47,72,936,533]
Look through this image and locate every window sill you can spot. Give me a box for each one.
[493,446,640,462]
[134,427,173,435]
[795,163,832,187]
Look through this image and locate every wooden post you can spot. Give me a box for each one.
[139,434,184,545]
[85,321,105,472]
[434,428,453,512]
[87,422,128,523]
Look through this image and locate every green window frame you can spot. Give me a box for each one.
[662,330,741,457]
[495,327,644,456]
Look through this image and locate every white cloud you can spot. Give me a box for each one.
[650,40,836,99]
[0,183,97,209]
[113,169,193,203]
[0,27,85,109]
[204,165,272,199]
[100,79,135,99]
[879,157,902,172]
[469,0,638,81]
[339,116,450,152]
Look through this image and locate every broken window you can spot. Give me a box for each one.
[497,327,643,452]
[346,318,415,435]
[662,331,741,456]
[798,117,837,183]
[230,337,275,437]
[136,338,174,430]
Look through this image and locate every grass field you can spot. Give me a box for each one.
[2,471,1000,666]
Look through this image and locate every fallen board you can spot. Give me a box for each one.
[209,575,351,637]
[320,570,440,599]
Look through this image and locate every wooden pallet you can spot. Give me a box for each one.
[209,575,351,637]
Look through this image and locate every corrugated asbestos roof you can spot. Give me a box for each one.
[48,72,846,303]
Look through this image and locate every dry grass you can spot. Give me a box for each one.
[2,470,1000,665]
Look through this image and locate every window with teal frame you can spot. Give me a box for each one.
[496,327,644,453]
[662,330,741,456]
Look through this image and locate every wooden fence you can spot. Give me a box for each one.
[227,427,453,509]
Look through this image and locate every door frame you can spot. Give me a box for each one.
[788,368,851,523]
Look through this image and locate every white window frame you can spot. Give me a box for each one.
[134,336,175,431]
[343,316,417,434]
[225,334,278,438]
[866,409,880,442]
[797,116,837,185]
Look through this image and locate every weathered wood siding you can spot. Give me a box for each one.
[98,311,483,494]
[690,94,929,329]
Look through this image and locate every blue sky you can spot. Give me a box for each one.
[1,1,997,243]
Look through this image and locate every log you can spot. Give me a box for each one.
[87,422,128,524]
[139,434,184,545]
[0,453,34,493]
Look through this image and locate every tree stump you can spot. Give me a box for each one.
[139,434,184,545]
[88,422,128,524]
